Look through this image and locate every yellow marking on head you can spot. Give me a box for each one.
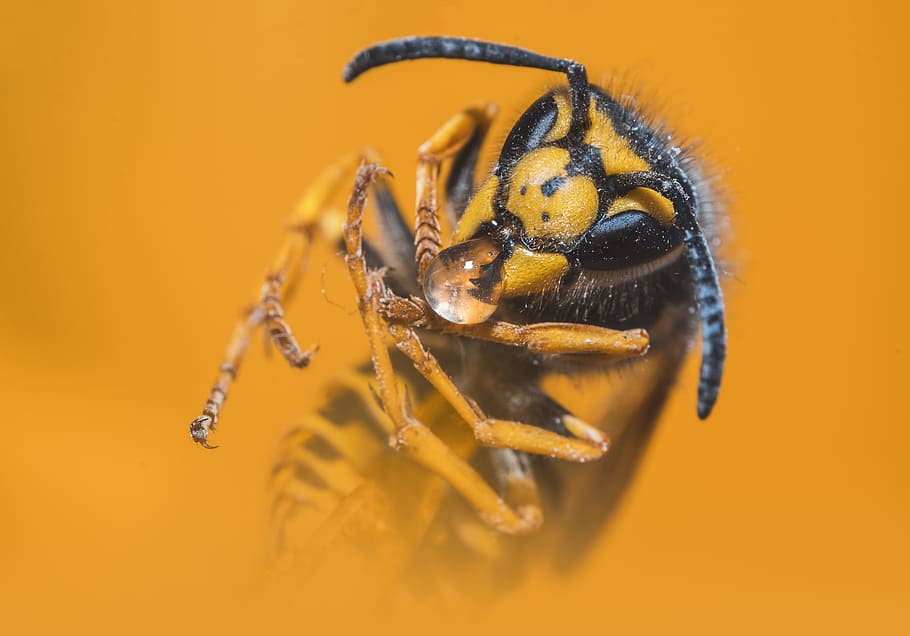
[500,245,569,298]
[507,147,598,243]
[543,91,571,143]
[606,188,675,225]
[453,175,498,242]
[584,99,650,175]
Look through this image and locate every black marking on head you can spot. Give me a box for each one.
[496,94,560,175]
[567,143,612,216]
[540,176,564,197]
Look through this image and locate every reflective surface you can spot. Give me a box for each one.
[423,238,502,324]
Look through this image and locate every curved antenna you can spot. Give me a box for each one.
[611,171,727,419]
[344,36,590,139]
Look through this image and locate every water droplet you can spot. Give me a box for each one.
[422,238,502,324]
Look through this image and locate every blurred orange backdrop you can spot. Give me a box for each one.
[2,1,907,634]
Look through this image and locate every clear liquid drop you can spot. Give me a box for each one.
[422,238,503,324]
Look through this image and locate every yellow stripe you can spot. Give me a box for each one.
[543,91,572,143]
[501,246,569,297]
[584,99,650,175]
[606,188,675,225]
[453,175,498,242]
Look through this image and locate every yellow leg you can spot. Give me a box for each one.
[283,481,392,578]
[438,318,648,357]
[333,370,402,437]
[260,151,371,368]
[276,444,364,497]
[414,104,497,279]
[388,322,608,461]
[378,294,649,358]
[279,412,383,475]
[343,163,541,534]
[271,389,484,576]
[190,304,264,448]
[270,411,385,565]
[189,152,368,448]
[259,231,318,369]
[272,465,342,513]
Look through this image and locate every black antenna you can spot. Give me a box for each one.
[611,171,727,419]
[344,36,590,139]
[343,37,725,419]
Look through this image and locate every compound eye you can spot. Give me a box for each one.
[576,210,679,270]
[422,238,503,324]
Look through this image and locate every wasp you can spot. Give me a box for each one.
[189,36,726,586]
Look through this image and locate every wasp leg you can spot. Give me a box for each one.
[488,448,542,531]
[270,410,390,564]
[190,153,371,448]
[404,449,544,560]
[387,321,608,462]
[438,318,649,358]
[415,104,498,279]
[368,174,420,295]
[378,295,649,359]
[262,151,386,367]
[280,412,383,473]
[447,516,505,561]
[275,437,364,497]
[272,465,343,513]
[190,305,265,448]
[258,230,318,368]
[331,370,405,441]
[344,163,540,534]
[273,389,480,582]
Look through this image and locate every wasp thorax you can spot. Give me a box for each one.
[422,238,503,324]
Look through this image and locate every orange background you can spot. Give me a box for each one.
[2,1,907,633]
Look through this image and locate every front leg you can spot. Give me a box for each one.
[189,153,365,448]
[343,163,541,534]
[387,321,610,462]
[379,294,650,359]
[414,104,497,279]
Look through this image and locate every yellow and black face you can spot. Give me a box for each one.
[345,36,725,418]
[439,88,683,308]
